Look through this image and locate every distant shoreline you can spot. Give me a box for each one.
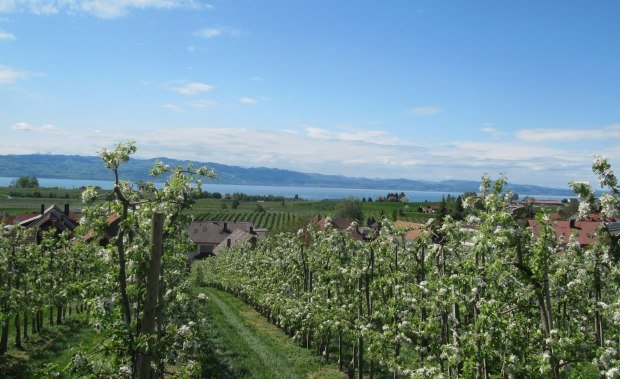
[0,176,572,202]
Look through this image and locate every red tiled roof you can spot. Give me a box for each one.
[0,215,16,225]
[523,199,565,207]
[394,220,425,239]
[15,213,39,223]
[580,213,616,222]
[528,220,599,245]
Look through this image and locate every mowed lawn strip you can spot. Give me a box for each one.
[202,287,344,379]
[0,316,99,378]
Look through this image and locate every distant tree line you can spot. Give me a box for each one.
[10,176,39,188]
[375,192,408,202]
[195,191,293,202]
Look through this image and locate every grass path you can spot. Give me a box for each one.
[201,287,344,379]
[0,316,99,378]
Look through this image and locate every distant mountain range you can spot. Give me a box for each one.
[0,154,574,196]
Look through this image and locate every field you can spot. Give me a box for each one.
[0,186,441,232]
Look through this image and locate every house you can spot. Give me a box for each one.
[393,220,426,240]
[188,220,267,258]
[316,217,367,241]
[421,205,442,213]
[522,199,565,208]
[0,204,79,245]
[84,214,121,246]
[19,204,79,242]
[212,229,259,255]
[528,219,600,246]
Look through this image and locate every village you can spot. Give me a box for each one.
[2,194,618,259]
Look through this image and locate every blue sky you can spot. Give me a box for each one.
[1,1,619,188]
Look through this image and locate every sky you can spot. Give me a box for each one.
[1,1,619,189]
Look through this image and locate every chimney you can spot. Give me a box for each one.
[223,222,228,233]
[226,238,231,247]
[64,203,70,216]
[250,226,255,235]
[41,204,45,215]
[569,219,576,229]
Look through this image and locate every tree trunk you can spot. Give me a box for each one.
[23,311,28,341]
[339,330,343,372]
[358,276,363,379]
[56,304,63,324]
[0,319,9,354]
[137,213,165,379]
[116,229,132,326]
[14,314,21,348]
[156,262,166,378]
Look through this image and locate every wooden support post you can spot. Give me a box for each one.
[137,212,165,379]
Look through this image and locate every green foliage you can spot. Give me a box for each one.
[334,197,363,221]
[10,176,39,188]
[195,158,620,378]
[73,141,216,377]
[231,199,240,210]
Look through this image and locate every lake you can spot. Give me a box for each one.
[0,176,569,202]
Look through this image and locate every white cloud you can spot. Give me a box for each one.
[0,0,206,18]
[303,125,403,146]
[408,106,441,116]
[11,122,62,133]
[239,97,257,104]
[11,122,34,131]
[194,26,242,39]
[481,123,503,137]
[166,81,213,96]
[4,122,617,188]
[516,123,620,142]
[162,104,182,112]
[194,28,221,38]
[0,65,41,84]
[0,30,15,41]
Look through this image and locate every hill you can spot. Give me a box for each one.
[0,154,573,196]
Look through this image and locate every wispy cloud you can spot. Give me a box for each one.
[166,81,213,96]
[188,99,217,108]
[0,30,15,41]
[407,106,441,116]
[11,122,62,133]
[194,28,221,38]
[186,45,203,53]
[516,123,620,142]
[303,125,404,146]
[162,104,182,112]
[3,122,616,188]
[0,0,208,19]
[239,97,257,104]
[0,65,42,84]
[481,123,503,138]
[194,26,242,39]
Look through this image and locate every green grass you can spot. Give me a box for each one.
[198,287,345,379]
[0,314,99,378]
[0,187,441,231]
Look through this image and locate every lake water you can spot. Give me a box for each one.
[0,176,569,202]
